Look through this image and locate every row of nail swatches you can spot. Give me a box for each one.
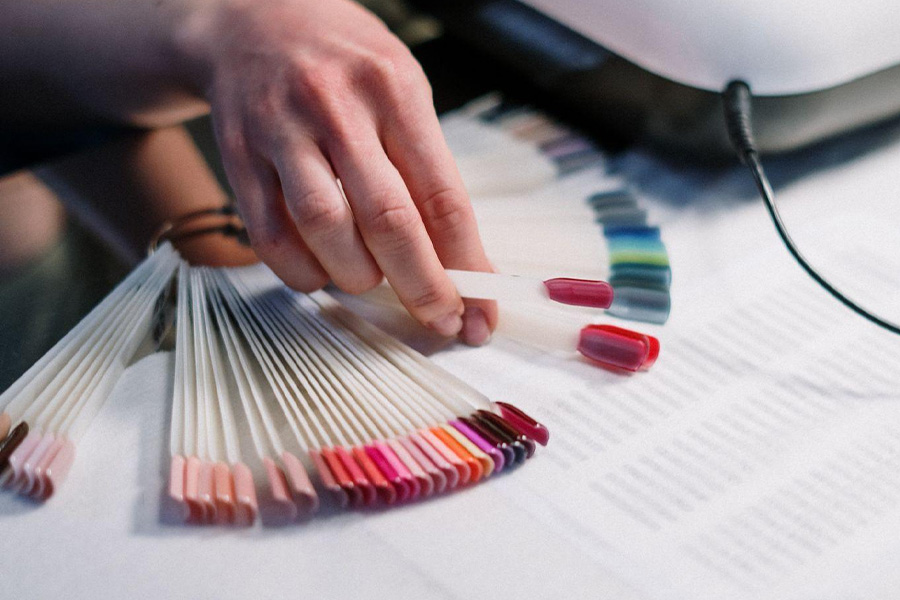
[170,264,549,524]
[449,94,672,326]
[0,244,549,526]
[590,191,671,325]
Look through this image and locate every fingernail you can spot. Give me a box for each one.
[430,312,463,337]
[460,306,491,346]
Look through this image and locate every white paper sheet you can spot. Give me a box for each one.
[3,119,900,600]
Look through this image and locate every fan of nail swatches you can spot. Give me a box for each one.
[169,265,549,524]
[0,245,549,518]
[441,94,672,325]
[0,244,181,500]
[169,264,548,524]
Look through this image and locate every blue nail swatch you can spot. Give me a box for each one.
[472,99,673,325]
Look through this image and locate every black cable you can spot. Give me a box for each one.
[722,80,900,336]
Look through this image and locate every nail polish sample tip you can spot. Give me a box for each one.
[544,277,614,309]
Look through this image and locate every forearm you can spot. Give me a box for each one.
[34,125,252,264]
[0,0,214,129]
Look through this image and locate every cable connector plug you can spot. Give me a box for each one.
[723,80,758,164]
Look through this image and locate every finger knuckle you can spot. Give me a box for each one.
[250,93,280,122]
[366,201,418,240]
[407,282,449,311]
[311,96,357,147]
[357,47,422,96]
[392,53,426,90]
[294,59,345,103]
[290,60,354,135]
[321,117,363,155]
[359,52,398,85]
[419,187,470,234]
[289,190,345,235]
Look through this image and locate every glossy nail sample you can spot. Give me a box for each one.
[214,462,236,524]
[6,430,40,485]
[609,265,672,288]
[476,410,535,459]
[577,324,659,371]
[431,427,481,484]
[411,432,459,490]
[169,455,186,507]
[23,433,55,494]
[322,447,362,507]
[334,447,374,507]
[376,441,419,501]
[387,439,432,498]
[587,190,636,209]
[606,286,671,325]
[309,450,349,508]
[461,417,516,468]
[603,225,661,240]
[495,402,550,446]
[42,438,75,501]
[197,461,217,523]
[33,437,67,500]
[399,436,446,495]
[353,446,396,505]
[544,278,614,309]
[451,420,505,473]
[441,424,494,478]
[184,456,203,523]
[280,452,319,516]
[364,444,409,502]
[232,462,259,525]
[263,456,297,521]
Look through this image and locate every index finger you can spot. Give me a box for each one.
[327,129,466,338]
[380,90,498,344]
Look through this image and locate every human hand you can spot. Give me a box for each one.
[183,0,496,344]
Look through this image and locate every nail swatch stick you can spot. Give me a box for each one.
[331,95,673,372]
[168,263,189,520]
[208,270,296,520]
[300,291,537,471]
[446,269,614,309]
